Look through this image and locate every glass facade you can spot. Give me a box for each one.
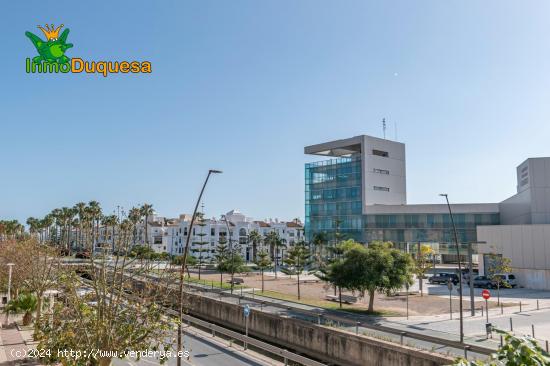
[305,156,364,242]
[305,157,501,255]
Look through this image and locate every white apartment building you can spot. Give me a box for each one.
[99,209,304,262]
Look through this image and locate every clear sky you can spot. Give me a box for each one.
[2,1,550,224]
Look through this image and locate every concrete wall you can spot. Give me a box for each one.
[183,292,453,366]
[477,224,550,290]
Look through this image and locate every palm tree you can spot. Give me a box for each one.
[102,215,119,252]
[312,232,328,266]
[140,203,154,248]
[87,200,102,249]
[6,293,38,326]
[264,231,286,279]
[26,217,39,239]
[128,207,141,246]
[248,230,262,263]
[73,202,87,250]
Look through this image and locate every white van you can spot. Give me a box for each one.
[492,273,517,288]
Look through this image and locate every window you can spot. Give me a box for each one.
[239,228,247,236]
[373,186,390,192]
[373,168,389,175]
[211,228,215,236]
[372,149,389,157]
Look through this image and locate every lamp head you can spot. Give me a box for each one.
[209,169,223,174]
[439,193,448,197]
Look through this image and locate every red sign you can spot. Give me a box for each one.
[482,289,491,300]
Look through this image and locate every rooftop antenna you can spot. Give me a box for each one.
[382,118,386,139]
[394,121,398,141]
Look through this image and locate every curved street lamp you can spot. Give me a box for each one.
[439,193,464,343]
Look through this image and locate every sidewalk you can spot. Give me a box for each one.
[0,322,39,365]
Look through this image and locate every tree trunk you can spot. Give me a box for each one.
[338,287,342,308]
[419,275,423,297]
[23,311,32,326]
[297,273,301,300]
[261,270,264,292]
[368,290,375,312]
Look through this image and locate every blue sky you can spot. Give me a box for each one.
[2,1,550,223]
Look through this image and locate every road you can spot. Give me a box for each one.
[113,328,277,366]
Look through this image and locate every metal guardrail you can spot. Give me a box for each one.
[163,308,327,366]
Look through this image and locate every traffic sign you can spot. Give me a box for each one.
[482,289,491,300]
[243,304,250,317]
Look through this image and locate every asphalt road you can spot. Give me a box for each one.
[112,331,273,366]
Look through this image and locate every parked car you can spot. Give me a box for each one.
[491,273,518,288]
[75,251,91,259]
[462,269,479,281]
[428,272,460,285]
[472,275,492,288]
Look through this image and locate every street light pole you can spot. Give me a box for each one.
[6,263,14,326]
[177,169,222,366]
[221,215,235,294]
[439,193,464,343]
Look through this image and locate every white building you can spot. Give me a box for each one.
[100,210,304,262]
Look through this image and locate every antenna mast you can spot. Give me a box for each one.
[382,118,386,139]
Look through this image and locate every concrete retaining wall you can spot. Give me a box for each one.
[184,292,454,366]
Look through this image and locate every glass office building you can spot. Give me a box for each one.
[304,135,501,260]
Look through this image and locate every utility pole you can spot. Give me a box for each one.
[177,169,222,366]
[440,193,464,343]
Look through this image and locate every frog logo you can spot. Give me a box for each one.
[25,24,73,64]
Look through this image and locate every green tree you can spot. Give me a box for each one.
[213,238,230,284]
[191,212,209,280]
[414,244,434,297]
[486,254,513,305]
[36,214,176,366]
[337,241,414,312]
[254,250,272,292]
[281,241,311,299]
[454,329,550,365]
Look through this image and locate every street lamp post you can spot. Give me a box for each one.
[221,215,236,294]
[6,263,14,326]
[439,193,464,343]
[177,169,222,366]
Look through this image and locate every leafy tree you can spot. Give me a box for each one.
[36,215,176,366]
[254,250,272,292]
[281,241,311,299]
[311,232,328,266]
[225,245,249,292]
[454,329,550,365]
[486,254,513,305]
[336,241,414,312]
[414,244,434,297]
